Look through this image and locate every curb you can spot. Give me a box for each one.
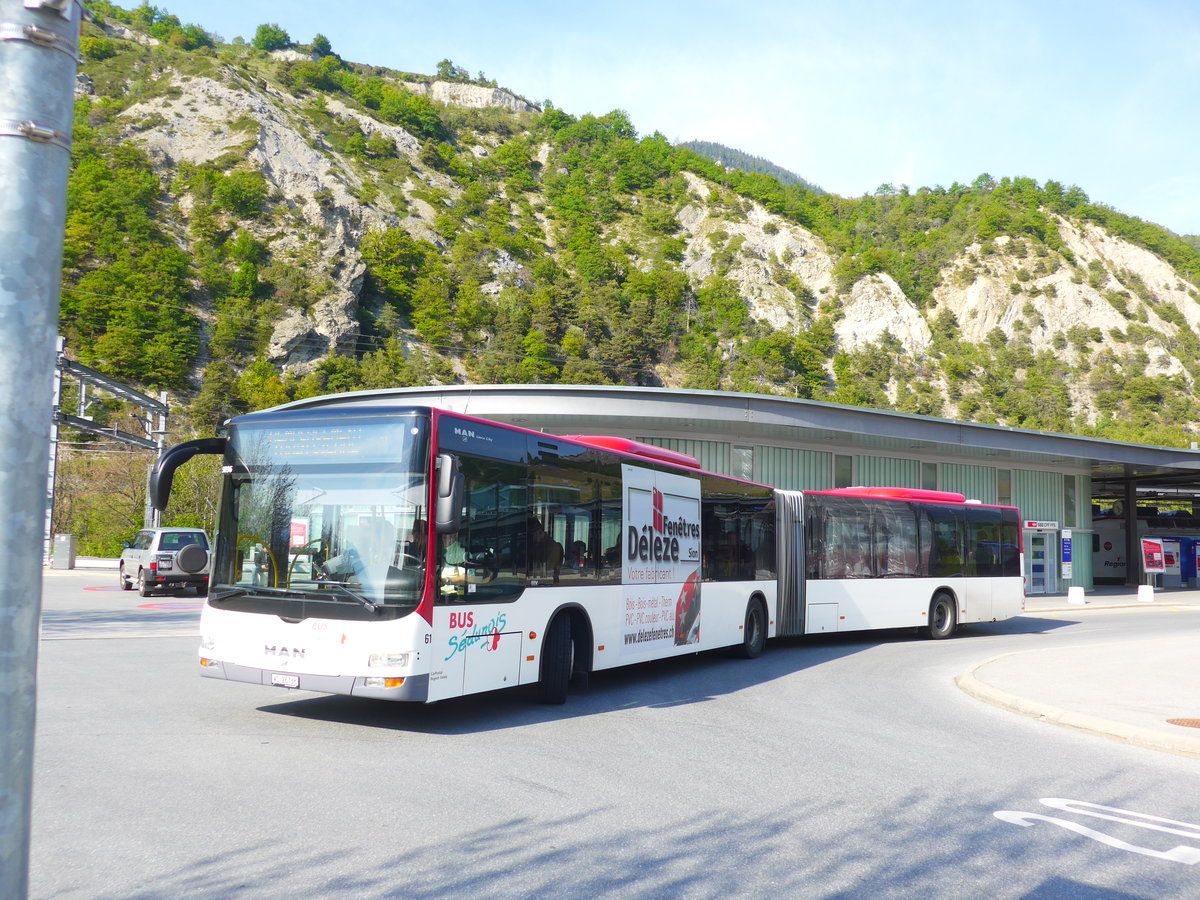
[955,648,1200,761]
[1024,603,1200,614]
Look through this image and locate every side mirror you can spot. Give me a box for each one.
[151,437,226,511]
[434,454,464,534]
[122,541,131,549]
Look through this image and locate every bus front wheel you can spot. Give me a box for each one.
[927,593,956,640]
[537,614,574,704]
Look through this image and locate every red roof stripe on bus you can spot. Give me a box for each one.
[557,435,701,469]
[816,487,969,503]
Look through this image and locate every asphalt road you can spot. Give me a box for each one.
[30,570,1200,899]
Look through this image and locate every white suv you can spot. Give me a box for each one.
[119,527,210,596]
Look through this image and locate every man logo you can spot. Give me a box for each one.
[264,645,305,659]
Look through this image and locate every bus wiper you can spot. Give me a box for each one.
[208,587,248,602]
[210,585,309,601]
[322,582,380,614]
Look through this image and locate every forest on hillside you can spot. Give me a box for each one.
[677,140,823,193]
[54,1,1200,553]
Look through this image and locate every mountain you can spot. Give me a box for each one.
[676,141,823,194]
[64,2,1200,455]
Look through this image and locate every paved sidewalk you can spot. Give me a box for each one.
[959,586,1200,759]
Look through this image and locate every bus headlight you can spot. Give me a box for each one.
[368,652,410,668]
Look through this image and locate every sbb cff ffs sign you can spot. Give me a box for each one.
[1025,520,1058,531]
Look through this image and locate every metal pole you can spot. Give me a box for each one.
[1123,470,1138,588]
[142,392,168,527]
[44,336,64,564]
[152,391,168,527]
[0,2,82,898]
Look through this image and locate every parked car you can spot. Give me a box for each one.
[119,528,210,596]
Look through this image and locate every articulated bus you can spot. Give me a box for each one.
[151,402,1024,705]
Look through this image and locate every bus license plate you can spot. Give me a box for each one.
[271,673,299,689]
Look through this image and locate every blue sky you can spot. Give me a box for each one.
[118,1,1200,235]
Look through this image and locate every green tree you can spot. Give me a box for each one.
[360,227,431,309]
[311,33,332,57]
[252,23,290,51]
[435,58,469,81]
[213,171,268,217]
[236,358,291,410]
[410,275,453,346]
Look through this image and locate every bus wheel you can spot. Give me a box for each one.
[733,598,767,659]
[537,614,573,705]
[927,593,956,640]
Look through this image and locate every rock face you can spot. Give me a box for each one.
[121,73,402,370]
[928,219,1199,380]
[837,273,932,355]
[117,67,540,372]
[677,172,834,331]
[401,80,538,113]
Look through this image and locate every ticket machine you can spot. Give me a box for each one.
[1159,537,1183,588]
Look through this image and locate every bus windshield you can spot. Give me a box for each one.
[211,413,430,619]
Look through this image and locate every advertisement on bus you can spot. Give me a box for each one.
[621,465,702,653]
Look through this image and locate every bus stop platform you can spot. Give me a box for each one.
[959,587,1200,759]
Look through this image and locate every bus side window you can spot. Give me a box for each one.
[875,505,918,576]
[966,507,1002,577]
[1001,509,1021,577]
[925,506,964,577]
[804,508,824,580]
[596,477,622,584]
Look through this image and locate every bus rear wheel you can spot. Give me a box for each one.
[537,614,574,705]
[733,598,767,659]
[926,593,956,640]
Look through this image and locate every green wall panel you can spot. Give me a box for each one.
[1014,470,1063,523]
[942,463,998,504]
[757,445,833,490]
[855,456,920,488]
[639,437,729,475]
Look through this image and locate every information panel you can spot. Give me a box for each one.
[1141,537,1165,574]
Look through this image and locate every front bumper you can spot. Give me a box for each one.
[200,659,431,702]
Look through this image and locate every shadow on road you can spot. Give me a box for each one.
[39,607,201,636]
[257,634,872,733]
[91,781,1175,900]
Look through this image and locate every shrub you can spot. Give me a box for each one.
[252,23,291,52]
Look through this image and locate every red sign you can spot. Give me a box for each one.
[289,520,308,547]
[1141,538,1165,573]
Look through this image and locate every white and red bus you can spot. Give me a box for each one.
[151,402,1024,704]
